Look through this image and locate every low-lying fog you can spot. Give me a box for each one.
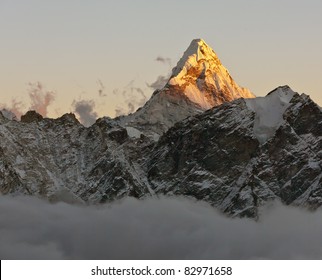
[1,195,321,259]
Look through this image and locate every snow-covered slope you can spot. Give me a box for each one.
[245,85,295,143]
[118,39,254,136]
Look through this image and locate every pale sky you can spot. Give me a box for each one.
[0,0,321,119]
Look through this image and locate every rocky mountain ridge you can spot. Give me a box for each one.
[0,39,321,218]
[1,85,321,217]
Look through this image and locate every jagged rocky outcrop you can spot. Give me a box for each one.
[21,110,44,123]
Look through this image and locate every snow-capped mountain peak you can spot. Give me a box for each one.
[118,39,255,137]
[167,38,255,109]
[170,38,221,78]
[267,85,296,98]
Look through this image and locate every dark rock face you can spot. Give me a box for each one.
[0,147,27,195]
[147,93,322,217]
[0,90,321,218]
[21,111,44,123]
[107,128,128,144]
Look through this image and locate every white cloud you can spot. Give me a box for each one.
[1,196,322,259]
[72,99,98,126]
[28,82,55,117]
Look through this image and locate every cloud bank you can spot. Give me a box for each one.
[1,196,322,260]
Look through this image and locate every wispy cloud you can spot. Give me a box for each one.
[1,82,56,119]
[97,79,106,97]
[147,75,169,91]
[112,56,174,116]
[113,81,147,117]
[155,56,172,66]
[147,56,172,91]
[28,82,55,117]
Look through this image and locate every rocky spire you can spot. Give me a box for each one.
[166,38,255,109]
